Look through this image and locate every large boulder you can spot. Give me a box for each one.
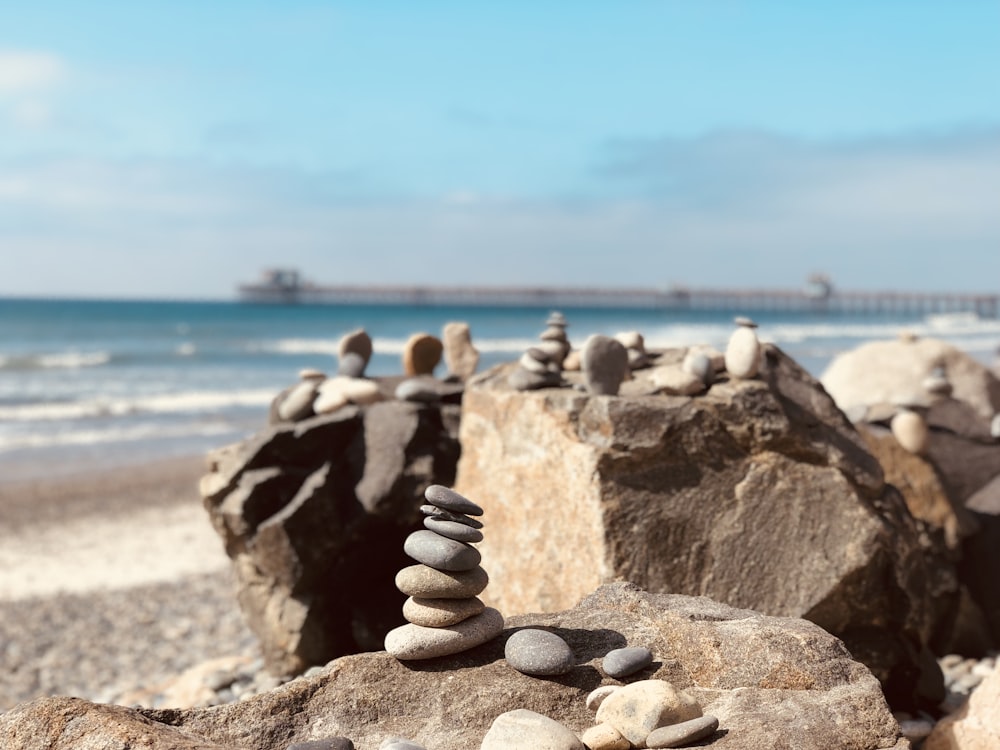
[0,584,909,750]
[455,345,954,709]
[200,395,462,677]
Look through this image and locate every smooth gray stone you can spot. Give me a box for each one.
[379,739,426,750]
[645,715,719,748]
[337,351,367,378]
[581,335,629,396]
[423,516,484,543]
[546,311,568,327]
[509,367,562,391]
[540,326,569,342]
[384,607,504,659]
[288,738,354,750]
[394,378,441,403]
[527,346,556,363]
[419,504,483,529]
[602,646,654,678]
[403,529,481,571]
[395,564,489,599]
[424,485,484,516]
[504,628,574,676]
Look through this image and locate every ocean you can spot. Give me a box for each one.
[3,297,999,483]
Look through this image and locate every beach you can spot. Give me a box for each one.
[0,455,257,711]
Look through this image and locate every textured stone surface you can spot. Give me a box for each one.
[504,628,575,676]
[456,345,953,709]
[0,584,908,750]
[480,709,584,750]
[925,665,1000,749]
[200,396,462,676]
[580,723,630,750]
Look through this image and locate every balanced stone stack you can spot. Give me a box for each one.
[540,311,571,367]
[385,485,504,660]
[509,312,572,391]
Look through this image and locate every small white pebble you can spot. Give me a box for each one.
[586,685,620,712]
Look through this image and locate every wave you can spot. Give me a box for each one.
[0,388,277,422]
[0,351,112,371]
[0,421,236,452]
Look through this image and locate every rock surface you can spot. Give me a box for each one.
[0,584,909,750]
[456,345,954,709]
[925,664,1000,749]
[200,396,461,676]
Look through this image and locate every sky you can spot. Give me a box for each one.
[1,2,999,299]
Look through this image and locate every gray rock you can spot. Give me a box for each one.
[504,628,574,676]
[419,505,483,529]
[645,715,719,748]
[734,316,758,328]
[425,485,484,516]
[338,351,367,378]
[338,329,373,369]
[288,739,355,750]
[480,709,583,750]
[581,335,629,396]
[509,368,562,391]
[602,646,653,679]
[395,564,489,599]
[403,530,481,572]
[383,607,504,660]
[402,596,485,628]
[540,326,569,342]
[395,378,442,403]
[423,516,484,543]
[277,379,320,422]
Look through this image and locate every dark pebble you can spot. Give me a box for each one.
[287,738,354,750]
[504,628,574,676]
[424,485,484,516]
[337,352,367,377]
[403,529,481,571]
[419,505,483,529]
[424,516,484,543]
[602,646,654,679]
[645,715,719,748]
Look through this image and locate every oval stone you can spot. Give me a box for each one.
[395,564,489,599]
[395,378,441,403]
[424,485,484,516]
[288,739,354,750]
[891,409,929,454]
[580,723,629,750]
[724,326,761,379]
[403,530,480,571]
[337,351,367,378]
[481,709,584,750]
[384,607,504,660]
[402,596,485,627]
[581,334,629,396]
[419,505,483,529]
[681,351,713,385]
[379,739,426,750]
[504,628,574,676]
[602,646,654,679]
[645,715,719,748]
[277,379,319,422]
[595,680,702,746]
[423,516,483,543]
[586,685,620,711]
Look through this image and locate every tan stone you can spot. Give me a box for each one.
[580,722,630,750]
[724,326,761,379]
[402,596,485,627]
[595,680,702,746]
[395,564,489,599]
[442,321,479,380]
[338,328,373,364]
[891,409,929,454]
[925,665,1000,749]
[403,333,444,376]
[647,364,706,396]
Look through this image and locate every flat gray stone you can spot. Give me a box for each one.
[402,596,485,627]
[277,379,319,422]
[337,351,367,378]
[423,516,484,543]
[424,485,484,516]
[602,646,653,679]
[733,316,758,328]
[509,368,563,391]
[384,607,504,660]
[481,709,584,750]
[403,530,481,572]
[504,628,574,676]
[540,326,568,342]
[395,378,442,403]
[419,504,483,529]
[645,715,719,748]
[546,312,568,327]
[288,739,354,750]
[395,564,489,599]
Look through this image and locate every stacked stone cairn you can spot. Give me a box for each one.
[384,485,504,660]
[615,330,650,370]
[509,311,571,391]
[724,316,761,379]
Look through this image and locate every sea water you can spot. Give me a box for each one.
[2,297,999,482]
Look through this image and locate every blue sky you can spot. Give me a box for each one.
[1,2,999,298]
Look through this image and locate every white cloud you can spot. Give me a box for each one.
[0,50,65,93]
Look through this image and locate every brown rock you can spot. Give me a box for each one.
[442,322,479,381]
[403,333,443,376]
[0,584,909,750]
[455,344,953,709]
[338,328,373,369]
[925,665,1000,749]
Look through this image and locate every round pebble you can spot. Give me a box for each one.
[481,709,583,750]
[402,596,485,627]
[384,607,504,660]
[423,516,484,543]
[586,685,620,711]
[602,646,654,679]
[419,504,483,529]
[725,326,761,379]
[645,715,719,748]
[395,564,489,599]
[403,530,480,572]
[424,485,484,516]
[504,628,574,676]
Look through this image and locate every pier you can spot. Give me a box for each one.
[238,271,999,318]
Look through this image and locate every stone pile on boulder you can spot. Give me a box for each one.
[385,485,503,660]
[509,312,572,391]
[458,342,957,709]
[0,584,911,749]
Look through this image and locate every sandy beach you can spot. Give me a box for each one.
[0,456,257,711]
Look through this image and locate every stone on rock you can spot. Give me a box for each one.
[586,685,620,711]
[299,368,326,380]
[648,365,705,396]
[504,628,575,676]
[395,564,489,599]
[395,378,442,403]
[289,739,355,750]
[581,335,629,396]
[562,350,581,371]
[541,326,569,342]
[546,311,568,327]
[312,381,350,414]
[337,351,367,378]
[338,328,373,367]
[615,331,644,351]
[891,409,929,454]
[645,715,719,748]
[725,325,761,379]
[480,709,584,750]
[380,738,426,750]
[402,596,485,627]
[403,333,443,376]
[509,368,562,391]
[734,316,758,328]
[519,350,550,373]
[419,505,484,528]
[442,321,479,381]
[681,350,713,385]
[602,646,653,679]
[383,606,503,660]
[425,485,484,516]
[579,723,630,750]
[595,680,702,746]
[423,516,484,543]
[403,529,481,572]
[314,376,383,412]
[277,379,321,422]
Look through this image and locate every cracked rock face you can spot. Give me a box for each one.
[456,345,955,709]
[201,396,462,676]
[0,584,909,750]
